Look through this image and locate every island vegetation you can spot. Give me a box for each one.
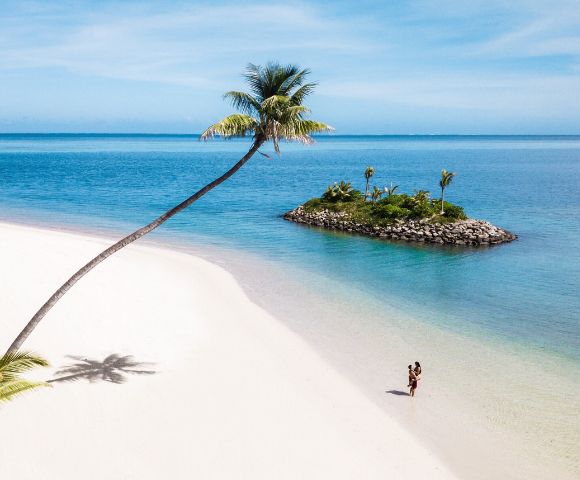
[303,169,467,226]
[285,168,517,246]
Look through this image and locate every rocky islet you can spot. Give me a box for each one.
[284,206,516,246]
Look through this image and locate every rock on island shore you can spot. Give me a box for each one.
[284,206,516,246]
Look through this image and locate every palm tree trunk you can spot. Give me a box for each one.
[440,187,445,214]
[365,179,369,200]
[5,137,265,355]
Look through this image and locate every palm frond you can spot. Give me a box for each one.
[0,379,50,402]
[0,351,48,383]
[284,120,333,138]
[223,91,260,115]
[242,63,265,99]
[289,83,317,105]
[260,94,291,112]
[200,114,258,140]
[280,68,311,95]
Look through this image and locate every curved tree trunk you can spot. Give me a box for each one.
[440,187,445,214]
[5,138,265,355]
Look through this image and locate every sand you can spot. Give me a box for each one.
[0,222,456,479]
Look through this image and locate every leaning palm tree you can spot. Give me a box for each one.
[439,169,456,214]
[5,62,332,355]
[364,166,374,200]
[0,351,49,402]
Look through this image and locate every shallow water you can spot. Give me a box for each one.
[1,134,579,478]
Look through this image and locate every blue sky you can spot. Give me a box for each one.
[1,0,579,134]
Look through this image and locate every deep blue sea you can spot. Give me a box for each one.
[1,134,578,359]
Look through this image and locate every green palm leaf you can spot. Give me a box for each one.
[0,351,49,402]
[289,83,317,105]
[0,351,48,382]
[223,91,261,115]
[200,114,258,139]
[0,380,49,402]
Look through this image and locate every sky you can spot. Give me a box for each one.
[1,0,579,134]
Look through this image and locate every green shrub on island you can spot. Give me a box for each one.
[304,184,467,224]
[321,181,364,202]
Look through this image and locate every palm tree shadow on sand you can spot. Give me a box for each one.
[48,354,156,384]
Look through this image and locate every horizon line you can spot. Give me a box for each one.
[1,132,580,137]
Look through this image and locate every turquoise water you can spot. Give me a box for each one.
[2,134,579,479]
[1,134,578,360]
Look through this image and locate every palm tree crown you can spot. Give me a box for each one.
[201,62,332,153]
[0,351,49,402]
[439,169,456,190]
[364,166,374,200]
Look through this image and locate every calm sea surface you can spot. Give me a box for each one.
[1,134,579,478]
[1,134,578,358]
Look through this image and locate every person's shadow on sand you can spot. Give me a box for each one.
[48,354,156,384]
[385,389,410,396]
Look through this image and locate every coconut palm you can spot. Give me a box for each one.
[383,183,399,197]
[371,185,383,202]
[323,181,356,202]
[439,169,456,214]
[364,166,374,200]
[413,189,430,204]
[5,62,331,355]
[0,351,49,402]
[322,184,339,201]
[336,181,355,201]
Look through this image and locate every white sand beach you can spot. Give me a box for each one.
[0,222,457,480]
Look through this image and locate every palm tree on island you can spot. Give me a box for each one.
[384,183,398,197]
[5,62,332,355]
[364,166,374,200]
[439,169,456,214]
[371,185,383,202]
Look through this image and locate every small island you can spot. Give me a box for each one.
[284,169,516,247]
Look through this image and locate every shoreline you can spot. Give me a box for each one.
[1,220,578,480]
[0,221,457,479]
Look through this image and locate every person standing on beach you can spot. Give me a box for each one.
[414,361,422,379]
[408,365,417,397]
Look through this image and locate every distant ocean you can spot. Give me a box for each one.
[1,134,579,478]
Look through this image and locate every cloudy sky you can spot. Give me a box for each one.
[1,0,579,133]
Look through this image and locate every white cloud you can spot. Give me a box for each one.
[0,3,372,88]
[320,74,580,114]
[1,1,579,132]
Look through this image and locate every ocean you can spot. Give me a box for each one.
[1,134,579,479]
